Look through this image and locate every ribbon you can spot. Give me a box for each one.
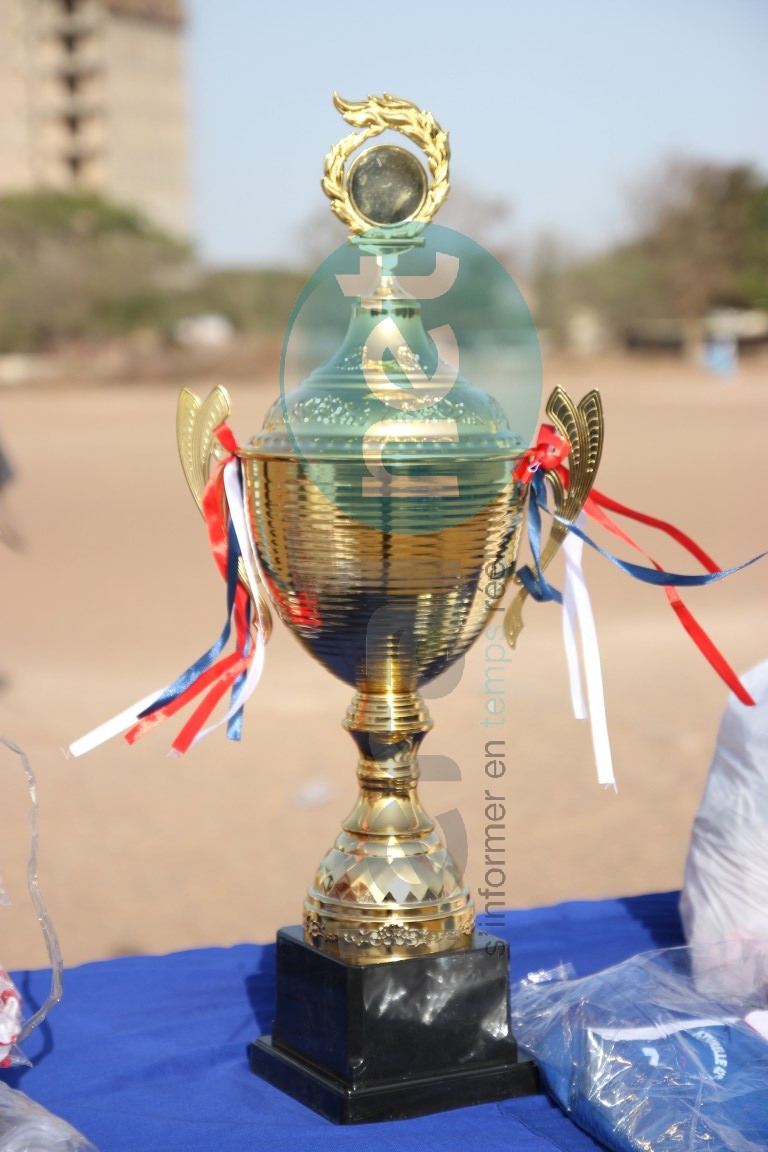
[513,425,570,605]
[68,424,267,758]
[514,423,570,485]
[562,521,616,790]
[518,425,760,722]
[582,490,757,707]
[127,424,265,753]
[187,459,267,748]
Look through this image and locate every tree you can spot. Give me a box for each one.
[633,160,768,350]
[538,159,768,352]
[0,191,189,352]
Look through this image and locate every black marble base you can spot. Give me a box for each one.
[248,925,539,1124]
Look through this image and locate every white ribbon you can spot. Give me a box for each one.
[562,515,616,790]
[67,459,268,758]
[66,687,168,759]
[184,460,266,749]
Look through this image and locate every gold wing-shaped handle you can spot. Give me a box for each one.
[504,387,604,648]
[177,386,272,639]
[177,385,232,513]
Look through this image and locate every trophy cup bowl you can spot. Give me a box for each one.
[240,391,527,963]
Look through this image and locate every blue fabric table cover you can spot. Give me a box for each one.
[7,892,684,1152]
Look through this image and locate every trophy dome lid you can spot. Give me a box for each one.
[244,294,526,464]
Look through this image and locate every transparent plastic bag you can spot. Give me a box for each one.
[0,737,63,1066]
[0,1083,97,1151]
[681,660,768,963]
[1,736,94,1146]
[512,942,768,1152]
[0,971,23,1070]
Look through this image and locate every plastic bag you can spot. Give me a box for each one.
[0,737,63,1066]
[680,660,768,963]
[511,942,768,1152]
[0,971,23,1070]
[0,1083,97,1151]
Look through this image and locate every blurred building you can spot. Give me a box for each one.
[0,0,189,237]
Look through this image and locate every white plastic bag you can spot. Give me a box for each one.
[0,1083,97,1151]
[680,660,768,960]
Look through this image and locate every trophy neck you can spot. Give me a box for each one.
[343,688,434,837]
[344,686,432,750]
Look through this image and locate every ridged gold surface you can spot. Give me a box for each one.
[243,455,524,690]
[241,451,526,961]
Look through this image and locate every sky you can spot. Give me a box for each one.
[185,0,768,268]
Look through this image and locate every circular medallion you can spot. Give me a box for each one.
[322,93,450,234]
[347,145,428,227]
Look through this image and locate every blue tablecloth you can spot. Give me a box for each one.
[7,893,684,1151]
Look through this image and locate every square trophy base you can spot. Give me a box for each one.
[248,925,539,1124]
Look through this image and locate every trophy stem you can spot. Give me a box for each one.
[303,688,474,963]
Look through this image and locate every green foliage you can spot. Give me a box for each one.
[0,190,307,353]
[572,245,667,325]
[531,160,768,346]
[741,181,768,308]
[2,169,765,356]
[0,191,189,352]
[0,190,183,243]
[175,268,305,336]
[638,162,766,319]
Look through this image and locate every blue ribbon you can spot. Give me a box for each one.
[139,515,243,719]
[226,594,252,742]
[517,472,563,604]
[517,470,765,601]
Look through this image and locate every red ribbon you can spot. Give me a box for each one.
[514,424,570,484]
[520,426,755,706]
[125,423,255,753]
[583,489,755,706]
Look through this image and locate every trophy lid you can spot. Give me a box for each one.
[247,291,524,462]
[242,94,541,535]
[245,93,529,467]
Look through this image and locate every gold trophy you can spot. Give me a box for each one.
[178,93,603,1123]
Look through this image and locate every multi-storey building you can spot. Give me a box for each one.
[0,0,189,237]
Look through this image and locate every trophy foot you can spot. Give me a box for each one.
[302,894,474,963]
[303,688,475,962]
[248,926,539,1123]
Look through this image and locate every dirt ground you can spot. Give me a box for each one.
[1,352,766,970]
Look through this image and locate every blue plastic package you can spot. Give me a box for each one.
[512,942,768,1152]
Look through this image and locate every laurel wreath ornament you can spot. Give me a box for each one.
[321,92,450,235]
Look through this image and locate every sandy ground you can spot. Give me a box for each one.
[0,352,766,970]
